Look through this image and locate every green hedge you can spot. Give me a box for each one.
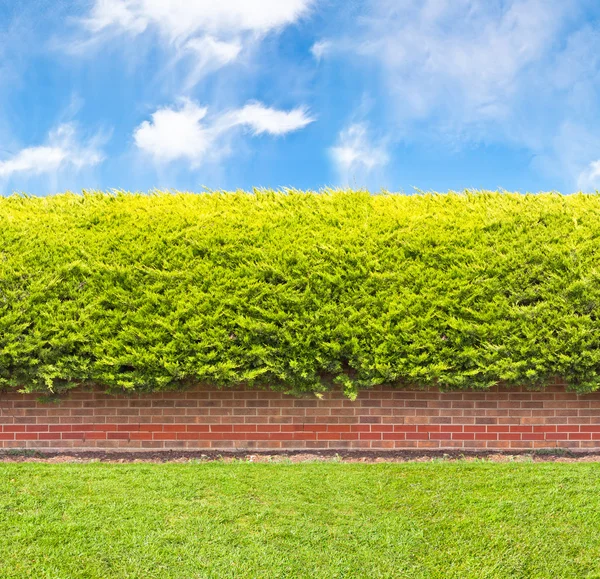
[2,190,600,397]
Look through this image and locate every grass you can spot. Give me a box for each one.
[2,461,600,578]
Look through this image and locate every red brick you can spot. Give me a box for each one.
[349,425,371,433]
[152,432,177,440]
[487,426,511,433]
[497,433,523,440]
[451,433,476,440]
[382,433,406,440]
[49,425,72,432]
[568,433,592,440]
[302,424,327,432]
[393,425,417,432]
[210,425,233,433]
[25,425,49,432]
[429,433,453,440]
[417,425,440,433]
[521,433,546,441]
[234,425,258,433]
[532,426,558,433]
[107,432,129,440]
[326,425,352,433]
[2,425,26,433]
[256,425,280,433]
[290,432,317,440]
[316,433,342,441]
[475,433,499,440]
[440,425,463,433]
[545,433,569,440]
[176,433,202,440]
[163,424,186,432]
[186,425,210,433]
[139,424,164,432]
[358,433,382,440]
[130,432,153,440]
[15,433,38,440]
[38,433,59,440]
[359,417,381,424]
[85,432,107,440]
[370,425,394,433]
[60,432,84,440]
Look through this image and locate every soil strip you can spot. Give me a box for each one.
[2,449,600,463]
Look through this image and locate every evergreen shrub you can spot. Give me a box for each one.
[2,190,600,397]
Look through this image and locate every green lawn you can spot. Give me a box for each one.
[2,461,600,578]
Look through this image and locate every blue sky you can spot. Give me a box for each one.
[1,0,600,194]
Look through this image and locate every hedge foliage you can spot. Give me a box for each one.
[2,190,600,396]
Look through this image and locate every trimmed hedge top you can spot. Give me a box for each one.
[2,190,600,396]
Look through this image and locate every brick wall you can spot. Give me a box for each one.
[2,382,600,451]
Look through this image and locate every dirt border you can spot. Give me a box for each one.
[3,448,600,463]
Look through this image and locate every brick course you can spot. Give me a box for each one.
[2,381,600,451]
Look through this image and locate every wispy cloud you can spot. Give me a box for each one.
[78,0,316,84]
[327,0,600,189]
[183,36,242,86]
[329,123,388,185]
[577,160,600,191]
[310,40,332,62]
[134,98,314,166]
[0,124,104,179]
[358,0,566,127]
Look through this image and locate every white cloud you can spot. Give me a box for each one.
[134,100,213,165]
[228,103,314,135]
[329,123,388,184]
[0,124,104,178]
[578,160,600,191]
[85,0,316,41]
[85,0,148,35]
[81,0,315,82]
[184,36,242,85]
[134,98,314,165]
[310,40,331,62]
[358,0,565,127]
